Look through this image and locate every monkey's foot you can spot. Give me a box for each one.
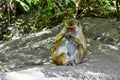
[65,60,76,66]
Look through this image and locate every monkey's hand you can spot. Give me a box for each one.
[71,37,81,45]
[65,60,76,66]
[62,33,72,40]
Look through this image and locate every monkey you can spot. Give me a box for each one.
[51,19,87,65]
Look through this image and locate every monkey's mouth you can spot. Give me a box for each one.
[67,27,75,32]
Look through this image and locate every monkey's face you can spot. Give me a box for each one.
[67,26,75,34]
[66,25,78,35]
[65,19,79,35]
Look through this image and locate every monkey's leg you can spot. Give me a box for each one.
[64,60,76,66]
[74,45,84,64]
[62,47,84,66]
[55,52,68,65]
[65,51,79,66]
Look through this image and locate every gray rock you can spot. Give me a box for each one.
[0,66,117,80]
[0,18,120,80]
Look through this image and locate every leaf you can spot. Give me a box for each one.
[9,0,14,7]
[26,0,32,5]
[0,12,3,18]
[19,1,30,12]
[3,68,11,72]
[15,0,21,2]
[71,0,76,3]
[16,0,30,12]
[65,0,70,4]
[3,34,11,39]
[14,19,25,26]
[16,0,29,11]
[32,0,41,5]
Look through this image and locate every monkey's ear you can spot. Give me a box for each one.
[64,20,69,27]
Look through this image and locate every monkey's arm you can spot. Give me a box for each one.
[71,25,87,51]
[71,36,81,45]
[56,27,66,41]
[79,25,87,52]
[51,37,67,65]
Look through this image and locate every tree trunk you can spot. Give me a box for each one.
[116,0,120,20]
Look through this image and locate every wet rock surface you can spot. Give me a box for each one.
[0,18,120,80]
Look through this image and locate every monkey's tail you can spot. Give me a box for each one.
[79,57,88,64]
[51,49,57,62]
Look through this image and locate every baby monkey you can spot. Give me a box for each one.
[51,19,87,65]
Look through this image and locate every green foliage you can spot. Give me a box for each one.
[31,0,76,29]
[7,0,118,34]
[99,0,116,16]
[78,0,116,17]
[31,0,41,5]
[9,0,42,12]
[14,18,25,26]
[10,0,77,32]
[10,0,30,12]
[28,22,37,31]
[0,0,118,40]
[3,34,11,40]
[0,12,3,19]
[0,67,11,72]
